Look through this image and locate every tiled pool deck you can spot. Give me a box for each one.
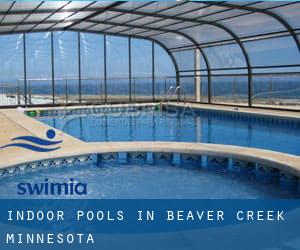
[0,103,300,179]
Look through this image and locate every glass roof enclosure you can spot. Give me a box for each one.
[0,1,299,110]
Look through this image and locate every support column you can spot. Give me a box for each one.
[152,41,155,102]
[23,33,27,106]
[51,32,55,104]
[194,49,201,102]
[129,37,132,102]
[78,32,82,104]
[196,116,201,142]
[104,34,107,103]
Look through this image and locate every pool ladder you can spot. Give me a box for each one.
[161,86,186,111]
[163,86,186,104]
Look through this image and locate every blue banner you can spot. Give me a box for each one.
[0,199,300,250]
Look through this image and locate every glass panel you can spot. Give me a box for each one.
[66,11,95,21]
[152,33,193,49]
[180,24,232,44]
[160,2,207,16]
[128,16,163,26]
[87,2,114,9]
[249,2,289,9]
[230,2,262,7]
[0,34,24,106]
[165,21,195,30]
[144,19,176,29]
[252,73,300,110]
[88,24,113,32]
[211,74,248,106]
[252,66,300,74]
[80,33,104,103]
[33,23,53,30]
[154,44,176,100]
[46,12,74,21]
[0,25,15,33]
[200,54,207,70]
[137,30,164,37]
[105,26,128,33]
[52,22,74,29]
[270,3,300,29]
[11,2,41,11]
[106,36,129,102]
[72,21,94,30]
[174,50,195,101]
[118,2,150,10]
[14,24,35,32]
[90,11,120,22]
[53,31,79,104]
[174,49,208,102]
[136,2,180,13]
[121,28,148,35]
[219,13,285,37]
[179,76,195,101]
[25,32,52,105]
[2,14,28,23]
[203,44,247,69]
[244,36,300,67]
[62,2,93,10]
[38,2,67,11]
[179,5,228,19]
[109,13,143,23]
[0,2,14,12]
[201,9,246,22]
[131,38,153,101]
[25,13,52,22]
[200,75,208,103]
[173,50,194,71]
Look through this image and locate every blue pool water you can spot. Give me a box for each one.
[1,106,298,199]
[39,107,300,155]
[0,162,296,199]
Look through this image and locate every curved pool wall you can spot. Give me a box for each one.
[37,104,300,155]
[1,159,298,199]
[1,141,300,196]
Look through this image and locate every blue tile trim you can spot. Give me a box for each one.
[153,152,173,164]
[180,153,202,167]
[174,106,300,128]
[207,156,229,170]
[0,154,94,177]
[38,105,156,118]
[1,151,299,195]
[255,165,280,184]
[280,172,299,192]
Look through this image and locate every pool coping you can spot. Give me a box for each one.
[0,103,300,178]
[167,102,300,121]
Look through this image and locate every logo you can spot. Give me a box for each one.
[0,129,62,152]
[17,178,87,195]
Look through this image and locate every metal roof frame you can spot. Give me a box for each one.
[0,1,299,108]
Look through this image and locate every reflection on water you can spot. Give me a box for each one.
[39,109,300,155]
